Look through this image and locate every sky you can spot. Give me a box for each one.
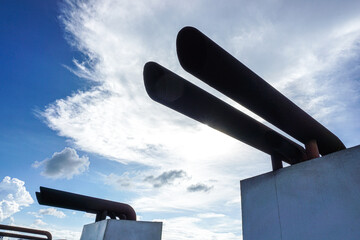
[1,0,360,239]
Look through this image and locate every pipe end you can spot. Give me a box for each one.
[177,26,207,75]
[143,62,184,103]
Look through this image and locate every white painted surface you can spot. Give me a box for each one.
[80,219,162,240]
[241,145,360,240]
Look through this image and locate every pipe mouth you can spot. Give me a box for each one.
[35,192,43,204]
[143,62,184,103]
[177,26,207,75]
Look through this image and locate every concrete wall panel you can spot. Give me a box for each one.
[241,145,360,240]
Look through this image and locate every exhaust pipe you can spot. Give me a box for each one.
[176,26,345,156]
[36,187,136,222]
[143,62,306,165]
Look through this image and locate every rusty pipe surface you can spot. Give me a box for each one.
[36,187,136,221]
[144,61,306,164]
[305,139,320,160]
[176,26,346,156]
[0,224,52,240]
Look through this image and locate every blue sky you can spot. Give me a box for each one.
[1,0,360,239]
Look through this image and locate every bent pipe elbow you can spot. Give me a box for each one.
[36,186,137,222]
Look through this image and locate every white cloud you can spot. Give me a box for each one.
[157,216,242,240]
[103,172,138,191]
[28,225,81,240]
[0,176,34,221]
[49,228,82,240]
[197,213,226,218]
[33,219,48,226]
[6,216,81,240]
[29,208,66,219]
[1,216,15,226]
[39,208,66,218]
[33,147,89,179]
[38,0,360,238]
[83,212,96,219]
[44,0,360,166]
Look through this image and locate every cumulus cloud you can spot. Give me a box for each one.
[0,176,34,221]
[144,170,186,188]
[187,183,213,193]
[33,147,89,179]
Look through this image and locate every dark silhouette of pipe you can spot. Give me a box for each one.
[0,224,52,240]
[144,62,306,165]
[36,187,136,222]
[176,26,345,156]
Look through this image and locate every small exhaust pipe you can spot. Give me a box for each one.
[36,187,136,222]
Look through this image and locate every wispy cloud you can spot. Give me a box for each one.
[0,176,33,221]
[11,217,81,240]
[38,0,360,238]
[28,208,66,219]
[197,213,226,218]
[45,0,360,166]
[32,147,89,179]
[29,226,81,240]
[103,172,151,192]
[157,216,242,240]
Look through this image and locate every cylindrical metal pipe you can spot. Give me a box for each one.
[0,224,52,240]
[176,26,345,156]
[143,62,306,164]
[305,139,320,160]
[0,232,49,240]
[271,154,284,171]
[36,187,136,221]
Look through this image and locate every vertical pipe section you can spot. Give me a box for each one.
[143,62,306,165]
[176,26,345,157]
[271,154,284,171]
[305,139,320,160]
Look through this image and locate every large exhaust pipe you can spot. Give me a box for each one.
[36,187,136,222]
[176,26,345,156]
[143,62,306,165]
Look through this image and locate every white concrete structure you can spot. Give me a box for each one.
[241,145,360,240]
[80,219,162,240]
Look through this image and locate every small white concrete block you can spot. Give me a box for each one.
[80,219,162,240]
